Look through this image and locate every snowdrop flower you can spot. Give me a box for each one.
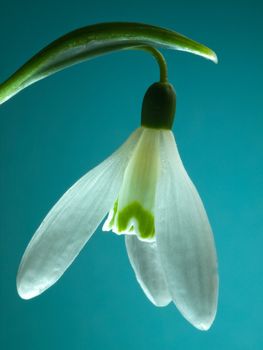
[17,81,218,330]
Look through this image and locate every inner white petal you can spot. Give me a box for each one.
[118,128,160,212]
[103,127,161,241]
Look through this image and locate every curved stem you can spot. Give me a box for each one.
[0,22,218,105]
[137,46,168,83]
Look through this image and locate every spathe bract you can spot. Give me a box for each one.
[0,22,217,105]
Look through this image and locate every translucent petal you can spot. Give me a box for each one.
[155,130,218,330]
[17,128,142,299]
[125,235,171,307]
[107,128,161,241]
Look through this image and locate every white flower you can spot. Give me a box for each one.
[16,82,218,331]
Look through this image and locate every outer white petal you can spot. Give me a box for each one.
[125,235,171,307]
[17,128,142,300]
[156,130,218,330]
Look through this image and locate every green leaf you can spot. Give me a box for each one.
[0,22,217,105]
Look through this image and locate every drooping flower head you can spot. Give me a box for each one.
[0,22,219,331]
[16,80,218,330]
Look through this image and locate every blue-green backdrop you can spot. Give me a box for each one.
[0,0,262,349]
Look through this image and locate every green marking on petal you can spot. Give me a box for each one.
[117,201,155,239]
[108,199,118,229]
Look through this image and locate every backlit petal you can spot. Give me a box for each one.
[17,128,142,299]
[156,130,218,330]
[125,235,171,307]
[106,127,161,241]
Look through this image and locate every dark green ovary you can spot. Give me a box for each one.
[117,201,155,239]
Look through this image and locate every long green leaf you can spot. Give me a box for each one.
[0,22,217,105]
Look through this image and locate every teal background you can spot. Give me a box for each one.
[0,0,262,349]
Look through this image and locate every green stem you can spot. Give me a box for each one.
[137,46,168,83]
[0,22,217,105]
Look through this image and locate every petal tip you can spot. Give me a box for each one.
[17,283,38,300]
[189,310,217,331]
[16,272,43,300]
[149,294,171,308]
[194,320,213,331]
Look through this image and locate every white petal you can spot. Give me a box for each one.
[17,128,142,299]
[110,127,161,241]
[155,130,218,330]
[125,235,171,307]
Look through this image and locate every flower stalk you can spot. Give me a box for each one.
[137,46,168,83]
[0,22,217,105]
